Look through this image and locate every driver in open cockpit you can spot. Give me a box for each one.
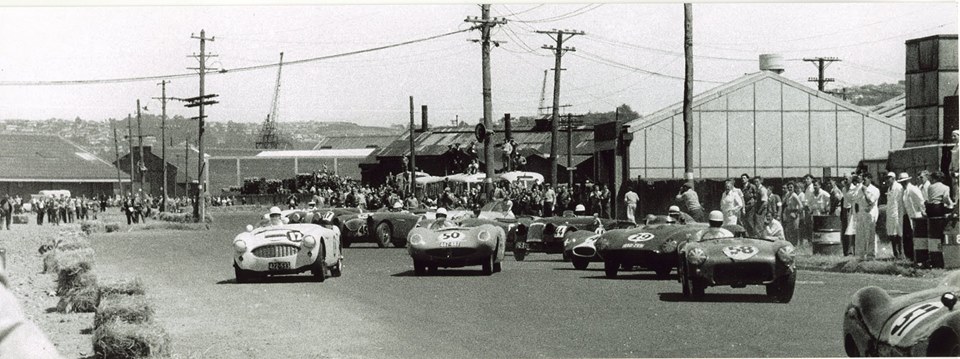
[429,207,458,230]
[699,210,734,241]
[259,206,288,227]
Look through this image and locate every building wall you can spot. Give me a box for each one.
[208,157,365,194]
[629,77,906,180]
[1,181,118,199]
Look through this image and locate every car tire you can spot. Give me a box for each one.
[482,255,494,276]
[391,239,407,248]
[234,264,251,284]
[342,239,352,248]
[571,256,589,270]
[767,272,796,303]
[330,257,343,277]
[604,259,619,279]
[562,252,571,262]
[311,246,327,282]
[654,264,672,278]
[413,260,427,276]
[428,265,438,274]
[514,249,527,261]
[376,222,392,248]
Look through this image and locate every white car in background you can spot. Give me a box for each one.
[232,222,343,283]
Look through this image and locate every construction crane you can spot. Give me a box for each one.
[256,52,287,149]
[538,69,548,117]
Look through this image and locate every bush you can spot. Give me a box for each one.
[152,211,214,224]
[57,261,96,296]
[80,220,107,235]
[93,319,171,359]
[94,294,154,328]
[99,278,146,297]
[57,285,101,313]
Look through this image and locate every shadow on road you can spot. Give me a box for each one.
[657,292,776,303]
[215,275,323,284]
[580,273,677,281]
[391,269,489,277]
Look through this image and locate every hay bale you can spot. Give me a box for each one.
[104,223,121,233]
[93,319,171,359]
[43,247,95,274]
[57,285,101,313]
[99,278,146,297]
[94,294,154,328]
[57,263,97,296]
[12,214,29,224]
[56,231,92,251]
[153,211,214,224]
[80,220,107,235]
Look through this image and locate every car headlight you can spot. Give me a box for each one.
[233,240,247,253]
[660,240,678,253]
[687,247,707,265]
[409,233,424,245]
[477,230,491,242]
[777,245,795,264]
[302,235,317,249]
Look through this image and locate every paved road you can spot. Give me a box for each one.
[90,212,935,358]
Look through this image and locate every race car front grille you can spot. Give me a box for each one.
[252,244,300,258]
[425,248,476,258]
[713,262,773,283]
[527,224,544,240]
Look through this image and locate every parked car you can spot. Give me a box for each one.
[843,271,960,357]
[676,231,796,302]
[406,218,506,276]
[232,220,343,283]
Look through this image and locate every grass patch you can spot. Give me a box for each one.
[93,318,171,359]
[152,211,214,224]
[94,294,154,328]
[99,278,146,297]
[57,285,101,313]
[796,254,945,277]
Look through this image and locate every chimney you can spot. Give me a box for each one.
[421,105,428,132]
[504,113,512,141]
[759,54,785,74]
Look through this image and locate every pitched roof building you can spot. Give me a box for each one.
[0,134,129,197]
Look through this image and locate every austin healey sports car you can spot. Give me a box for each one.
[511,215,635,261]
[677,232,796,302]
[406,218,507,276]
[232,221,344,283]
[843,271,960,357]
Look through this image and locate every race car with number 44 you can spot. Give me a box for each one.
[232,221,343,283]
[406,219,506,276]
[843,271,960,357]
[677,233,796,302]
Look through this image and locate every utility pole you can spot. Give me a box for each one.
[136,99,146,195]
[803,57,840,92]
[465,4,507,199]
[683,4,694,182]
[184,139,189,201]
[154,80,170,211]
[537,28,584,186]
[563,113,584,185]
[112,120,124,195]
[126,114,135,195]
[409,96,416,197]
[188,29,218,222]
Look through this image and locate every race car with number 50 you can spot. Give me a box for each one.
[406,218,506,276]
[677,232,796,302]
[232,219,343,283]
[843,271,960,357]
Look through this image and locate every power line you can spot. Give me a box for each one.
[0,27,475,86]
[573,51,727,84]
[586,34,757,62]
[508,4,602,23]
[496,4,545,18]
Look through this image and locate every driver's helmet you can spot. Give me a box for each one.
[436,207,448,219]
[574,204,586,216]
[700,227,734,241]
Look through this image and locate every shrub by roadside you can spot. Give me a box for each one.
[795,254,946,278]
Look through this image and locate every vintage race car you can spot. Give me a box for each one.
[589,223,746,278]
[677,233,796,302]
[331,209,421,248]
[232,222,343,283]
[562,231,604,270]
[511,215,635,261]
[406,219,506,276]
[843,271,960,357]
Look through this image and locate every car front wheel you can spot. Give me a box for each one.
[234,264,252,284]
[571,256,589,270]
[766,272,796,303]
[376,222,392,248]
[311,247,327,282]
[413,260,427,276]
[604,259,619,279]
[482,254,494,275]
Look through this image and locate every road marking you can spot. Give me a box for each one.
[797,280,825,285]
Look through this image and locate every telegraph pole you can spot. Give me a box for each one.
[683,4,694,181]
[563,113,584,185]
[136,99,145,194]
[126,114,135,195]
[409,96,416,197]
[112,120,124,195]
[465,4,507,198]
[188,29,218,222]
[154,80,170,212]
[803,57,840,92]
[537,28,584,186]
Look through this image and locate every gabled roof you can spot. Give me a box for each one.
[870,94,906,121]
[374,126,594,159]
[312,135,399,150]
[627,71,904,132]
[0,134,129,182]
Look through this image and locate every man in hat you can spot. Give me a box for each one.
[855,173,880,259]
[668,205,696,225]
[899,172,924,261]
[307,201,317,211]
[266,206,285,226]
[699,210,734,241]
[675,181,705,222]
[885,172,905,259]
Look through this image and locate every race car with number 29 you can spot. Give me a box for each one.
[406,219,506,276]
[843,271,960,357]
[232,222,343,283]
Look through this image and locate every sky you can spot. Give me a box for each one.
[0,2,956,127]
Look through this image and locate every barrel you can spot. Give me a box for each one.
[928,217,947,268]
[944,218,960,269]
[812,215,843,256]
[913,217,929,266]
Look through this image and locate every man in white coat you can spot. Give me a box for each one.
[856,173,880,259]
[885,172,904,259]
[899,172,926,261]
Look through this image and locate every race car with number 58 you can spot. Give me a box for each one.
[677,232,796,302]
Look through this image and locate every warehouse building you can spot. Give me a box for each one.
[0,134,130,197]
[207,149,373,194]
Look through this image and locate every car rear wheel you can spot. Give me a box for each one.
[604,259,619,279]
[482,254,494,275]
[311,246,327,282]
[766,272,796,303]
[413,260,427,276]
[376,222,392,248]
[571,256,589,270]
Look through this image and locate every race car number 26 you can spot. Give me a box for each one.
[888,301,943,345]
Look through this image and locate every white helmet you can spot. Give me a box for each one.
[575,204,586,212]
[269,206,282,216]
[436,208,448,218]
[393,201,403,209]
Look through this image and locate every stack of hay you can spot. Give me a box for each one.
[92,278,170,359]
[40,231,101,313]
[79,220,121,235]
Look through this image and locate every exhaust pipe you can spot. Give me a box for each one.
[572,240,597,258]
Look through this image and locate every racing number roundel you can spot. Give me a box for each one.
[888,300,944,346]
[627,233,655,242]
[722,246,758,260]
